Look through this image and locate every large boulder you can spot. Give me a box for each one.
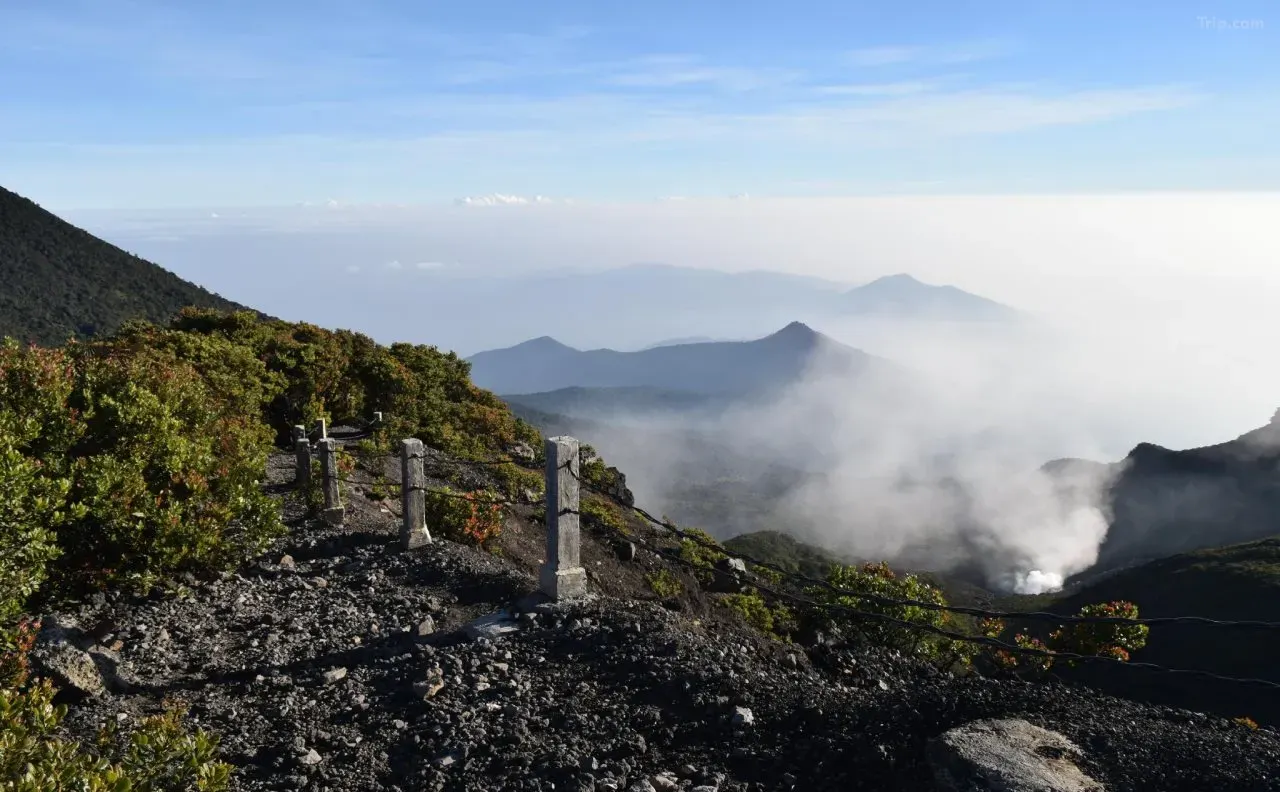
[927,718,1104,792]
[30,627,106,699]
[29,614,138,697]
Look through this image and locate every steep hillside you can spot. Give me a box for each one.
[467,321,901,397]
[0,185,253,344]
[1037,536,1280,727]
[1045,410,1280,577]
[722,530,852,579]
[26,451,1280,792]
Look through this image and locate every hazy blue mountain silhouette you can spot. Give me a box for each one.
[467,321,894,397]
[839,273,1021,321]
[294,262,1018,356]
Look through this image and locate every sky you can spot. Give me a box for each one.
[3,1,1278,584]
[1,0,1277,209]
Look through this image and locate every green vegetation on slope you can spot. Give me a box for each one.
[1,307,551,620]
[0,306,562,785]
[723,530,849,580]
[1039,535,1280,725]
[0,185,252,346]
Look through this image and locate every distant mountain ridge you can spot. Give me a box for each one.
[1045,409,1280,579]
[0,185,255,345]
[466,321,901,398]
[840,273,1021,321]
[304,260,1022,355]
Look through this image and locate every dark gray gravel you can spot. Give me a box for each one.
[42,452,1280,792]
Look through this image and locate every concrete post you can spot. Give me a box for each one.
[294,438,311,489]
[317,438,344,526]
[319,418,328,439]
[400,438,430,549]
[540,436,587,600]
[291,425,306,445]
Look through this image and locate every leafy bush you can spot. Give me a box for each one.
[0,337,282,610]
[983,600,1149,675]
[646,570,684,599]
[578,444,630,501]
[811,561,969,667]
[678,527,726,569]
[580,497,629,536]
[424,487,506,547]
[1048,601,1150,664]
[0,619,39,690]
[717,591,795,640]
[163,308,544,476]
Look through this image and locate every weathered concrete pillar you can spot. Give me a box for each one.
[294,437,311,489]
[319,418,328,440]
[400,438,430,549]
[291,424,307,445]
[317,438,344,526]
[540,436,587,599]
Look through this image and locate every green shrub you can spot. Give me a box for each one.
[581,497,629,536]
[54,342,281,595]
[812,561,968,667]
[717,590,795,639]
[424,487,506,547]
[678,527,726,570]
[986,600,1150,675]
[0,337,283,610]
[164,309,544,466]
[646,570,683,599]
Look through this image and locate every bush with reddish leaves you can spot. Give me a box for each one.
[424,486,506,547]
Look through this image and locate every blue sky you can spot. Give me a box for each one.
[0,0,1275,209]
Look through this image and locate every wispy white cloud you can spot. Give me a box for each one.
[848,46,921,66]
[812,81,933,96]
[847,40,1014,68]
[455,193,563,206]
[606,55,801,92]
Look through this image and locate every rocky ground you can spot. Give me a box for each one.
[32,450,1280,791]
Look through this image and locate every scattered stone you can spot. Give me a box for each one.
[416,617,436,637]
[464,611,521,641]
[279,554,296,571]
[31,449,1280,792]
[413,673,446,699]
[31,642,105,698]
[322,667,347,684]
[927,718,1104,792]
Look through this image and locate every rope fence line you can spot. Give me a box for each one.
[580,485,1280,632]
[284,430,1280,692]
[581,515,1280,691]
[294,436,1280,632]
